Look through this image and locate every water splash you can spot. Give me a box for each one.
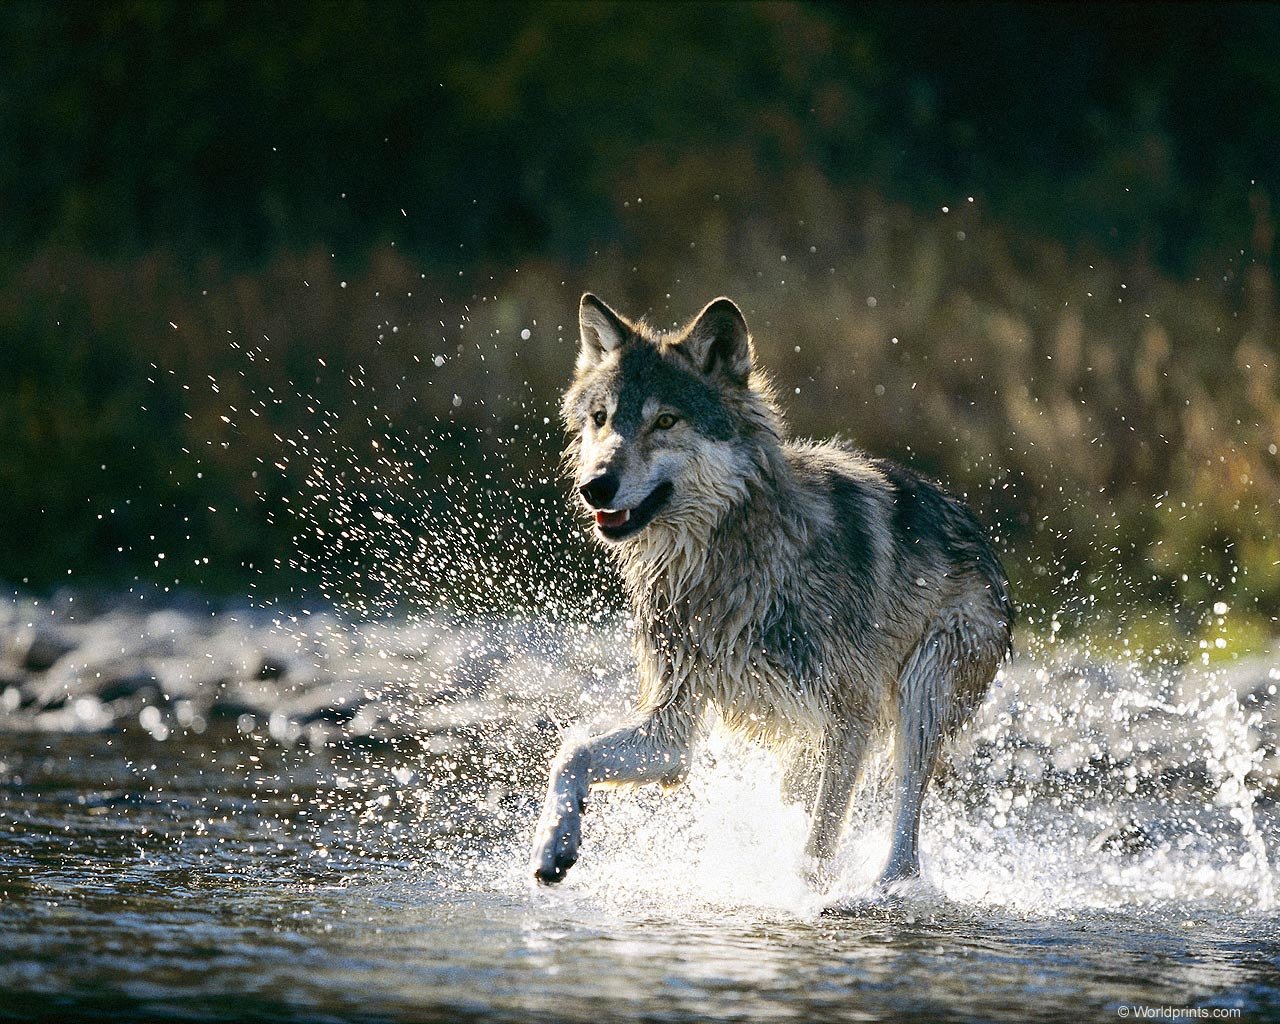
[458,639,1279,926]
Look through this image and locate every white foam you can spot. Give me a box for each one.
[481,655,1279,928]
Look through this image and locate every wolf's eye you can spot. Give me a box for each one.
[654,412,678,430]
[591,410,607,428]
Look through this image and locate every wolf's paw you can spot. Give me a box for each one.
[531,837,578,886]
[874,864,921,891]
[872,848,924,891]
[530,808,583,886]
[820,884,913,917]
[800,856,837,893]
[819,870,934,917]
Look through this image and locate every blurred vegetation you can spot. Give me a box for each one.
[1,2,1278,631]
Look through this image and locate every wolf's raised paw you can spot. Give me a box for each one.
[530,808,582,886]
[532,851,576,885]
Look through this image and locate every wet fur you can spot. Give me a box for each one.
[531,295,1014,888]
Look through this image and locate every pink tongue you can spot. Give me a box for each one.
[596,509,629,529]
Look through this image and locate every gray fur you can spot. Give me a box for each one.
[530,293,1014,890]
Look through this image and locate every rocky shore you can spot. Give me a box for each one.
[2,592,1278,797]
[0,593,616,757]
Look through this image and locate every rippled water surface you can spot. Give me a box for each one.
[1,600,1278,1022]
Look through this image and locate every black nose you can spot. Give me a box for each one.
[580,473,619,508]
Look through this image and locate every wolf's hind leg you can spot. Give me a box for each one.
[530,709,692,885]
[881,628,961,887]
[881,728,937,884]
[880,622,999,887]
[804,726,870,867]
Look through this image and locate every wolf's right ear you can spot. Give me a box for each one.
[577,293,629,371]
[681,297,752,386]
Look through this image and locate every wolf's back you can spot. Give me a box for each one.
[870,456,1015,659]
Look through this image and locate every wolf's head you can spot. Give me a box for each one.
[562,294,782,549]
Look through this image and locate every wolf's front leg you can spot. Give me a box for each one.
[802,725,870,885]
[530,712,691,885]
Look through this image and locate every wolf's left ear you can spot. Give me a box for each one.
[577,293,629,371]
[682,297,752,386]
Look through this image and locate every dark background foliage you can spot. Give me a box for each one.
[2,2,1278,631]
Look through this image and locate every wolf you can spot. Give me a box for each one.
[530,294,1013,890]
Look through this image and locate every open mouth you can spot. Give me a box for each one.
[593,481,674,540]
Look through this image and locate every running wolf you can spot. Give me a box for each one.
[530,294,1014,889]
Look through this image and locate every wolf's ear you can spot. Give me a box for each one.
[577,293,628,370]
[682,297,751,386]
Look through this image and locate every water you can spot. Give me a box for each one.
[1,598,1278,1022]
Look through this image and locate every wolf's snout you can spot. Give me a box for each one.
[580,473,620,509]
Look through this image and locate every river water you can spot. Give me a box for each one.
[0,596,1277,1022]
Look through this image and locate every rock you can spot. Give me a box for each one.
[256,655,289,680]
[8,627,76,672]
[97,664,163,703]
[32,695,114,734]
[204,676,281,719]
[299,699,367,726]
[21,665,98,709]
[207,697,263,720]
